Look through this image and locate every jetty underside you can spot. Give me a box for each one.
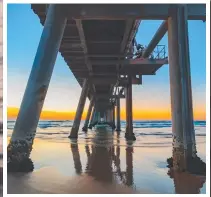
[31,4,171,135]
[8,4,206,174]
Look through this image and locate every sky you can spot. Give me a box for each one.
[7,4,206,120]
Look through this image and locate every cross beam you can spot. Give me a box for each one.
[60,4,205,20]
[142,20,168,58]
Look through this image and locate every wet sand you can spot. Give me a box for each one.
[7,129,206,194]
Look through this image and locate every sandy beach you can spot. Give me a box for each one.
[7,124,206,194]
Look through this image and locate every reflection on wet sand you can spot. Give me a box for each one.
[167,168,206,194]
[70,129,135,189]
[7,127,206,194]
[70,143,82,175]
[70,128,206,194]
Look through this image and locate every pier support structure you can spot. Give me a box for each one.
[116,97,121,131]
[125,76,136,140]
[69,78,89,138]
[82,97,94,132]
[168,5,197,172]
[88,107,96,129]
[112,104,116,129]
[7,5,67,172]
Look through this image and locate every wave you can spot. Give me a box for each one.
[7,120,206,130]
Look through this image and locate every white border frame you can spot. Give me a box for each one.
[3,0,210,196]
[2,0,7,196]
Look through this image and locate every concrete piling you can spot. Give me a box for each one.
[116,97,121,131]
[168,5,197,171]
[82,97,94,132]
[69,78,89,138]
[7,4,67,171]
[112,105,116,129]
[125,76,136,140]
[88,107,96,129]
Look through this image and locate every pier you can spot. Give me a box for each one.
[7,4,206,174]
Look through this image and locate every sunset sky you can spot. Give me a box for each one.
[7,4,206,121]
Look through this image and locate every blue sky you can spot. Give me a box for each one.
[7,4,206,119]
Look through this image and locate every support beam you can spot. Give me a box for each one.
[61,4,206,20]
[34,4,206,20]
[168,5,197,172]
[82,97,94,131]
[69,79,89,138]
[7,4,67,172]
[142,20,168,58]
[106,109,111,123]
[95,94,125,99]
[113,105,116,129]
[116,97,121,131]
[125,76,136,140]
[75,19,93,72]
[88,107,96,129]
[89,58,168,65]
[90,77,117,85]
[74,70,158,78]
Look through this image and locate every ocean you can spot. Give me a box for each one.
[7,120,206,149]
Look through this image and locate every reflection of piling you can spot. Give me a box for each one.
[168,5,197,171]
[70,143,82,174]
[167,168,206,194]
[88,146,113,182]
[125,146,134,186]
[7,5,67,171]
[69,79,89,138]
[85,144,91,171]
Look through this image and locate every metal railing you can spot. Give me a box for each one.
[132,44,167,60]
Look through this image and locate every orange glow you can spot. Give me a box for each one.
[8,107,206,121]
[7,107,88,120]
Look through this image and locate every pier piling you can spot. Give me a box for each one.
[88,107,96,129]
[116,97,121,131]
[168,5,197,171]
[8,4,67,171]
[125,76,136,140]
[69,78,89,138]
[82,97,94,131]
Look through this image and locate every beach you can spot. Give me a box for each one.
[7,120,206,194]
